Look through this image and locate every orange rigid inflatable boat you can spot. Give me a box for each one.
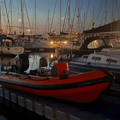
[0,61,114,103]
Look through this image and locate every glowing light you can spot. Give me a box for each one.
[50,41,53,44]
[19,19,21,22]
[50,54,54,58]
[64,41,67,44]
[28,29,30,32]
[61,17,64,20]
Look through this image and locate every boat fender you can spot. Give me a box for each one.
[50,63,69,77]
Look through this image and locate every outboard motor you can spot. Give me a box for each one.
[15,53,29,73]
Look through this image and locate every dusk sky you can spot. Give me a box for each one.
[0,0,119,35]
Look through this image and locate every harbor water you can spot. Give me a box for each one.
[0,52,120,120]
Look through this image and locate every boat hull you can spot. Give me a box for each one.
[69,62,120,84]
[0,81,108,103]
[0,71,114,103]
[0,47,24,55]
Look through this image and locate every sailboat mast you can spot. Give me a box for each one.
[105,0,107,25]
[112,0,114,22]
[0,3,1,34]
[77,0,80,33]
[83,13,85,31]
[35,0,36,37]
[60,0,62,38]
[48,9,50,33]
[20,0,24,36]
[68,0,71,32]
[10,0,12,34]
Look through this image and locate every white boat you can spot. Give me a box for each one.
[112,40,120,48]
[0,37,24,56]
[60,41,82,52]
[34,34,59,48]
[16,37,35,48]
[73,48,120,66]
[66,37,120,83]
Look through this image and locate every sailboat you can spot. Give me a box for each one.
[0,36,24,56]
[0,1,24,56]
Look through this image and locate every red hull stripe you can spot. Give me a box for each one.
[0,76,109,90]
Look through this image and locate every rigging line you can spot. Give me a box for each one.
[84,0,90,30]
[45,16,48,33]
[95,0,105,26]
[24,0,32,35]
[9,0,12,34]
[1,2,7,34]
[31,5,35,38]
[79,0,83,32]
[107,0,112,23]
[94,0,104,20]
[89,0,104,28]
[115,0,119,20]
[4,0,11,34]
[20,0,24,35]
[100,1,106,26]
[76,0,80,33]
[88,0,103,29]
[96,1,106,26]
[50,0,57,33]
[70,0,78,34]
[35,0,36,36]
[17,0,20,34]
[114,0,120,31]
[62,0,69,32]
[88,7,94,30]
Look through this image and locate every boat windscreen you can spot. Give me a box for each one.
[87,39,105,49]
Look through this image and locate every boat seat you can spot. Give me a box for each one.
[39,57,48,73]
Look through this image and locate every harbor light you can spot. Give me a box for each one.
[50,54,54,58]
[50,41,53,44]
[64,41,67,44]
[19,19,21,22]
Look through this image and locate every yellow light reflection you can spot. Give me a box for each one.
[50,41,53,44]
[50,54,54,58]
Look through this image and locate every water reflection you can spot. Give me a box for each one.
[0,52,58,73]
[0,53,57,120]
